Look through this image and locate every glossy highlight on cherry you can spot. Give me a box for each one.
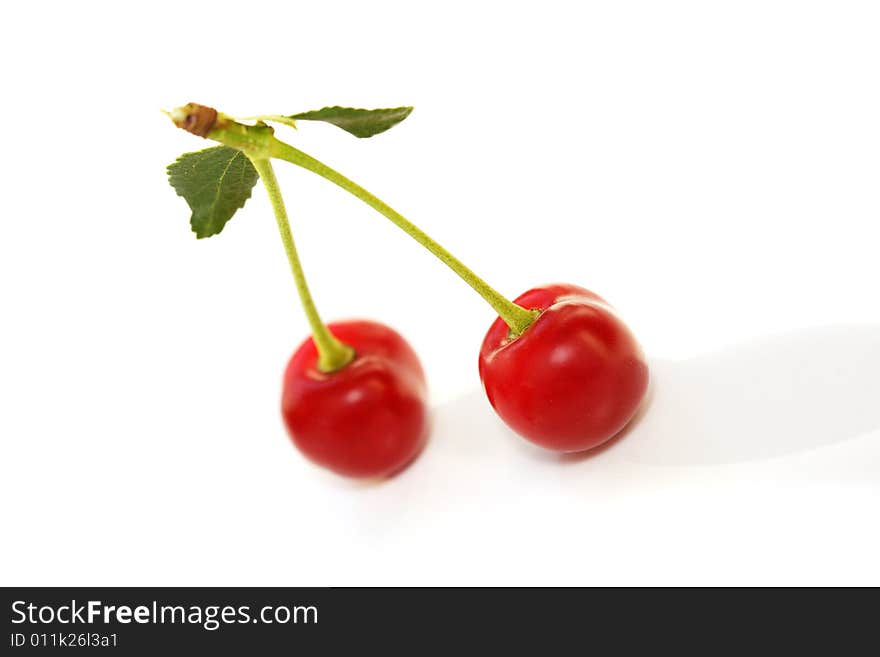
[479,284,649,452]
[282,320,429,478]
[166,102,652,477]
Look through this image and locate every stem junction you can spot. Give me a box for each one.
[170,104,539,338]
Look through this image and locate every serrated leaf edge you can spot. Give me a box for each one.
[289,106,413,138]
[166,147,258,239]
[194,149,251,238]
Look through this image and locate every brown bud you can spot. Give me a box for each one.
[170,103,218,137]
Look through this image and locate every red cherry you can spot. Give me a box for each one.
[282,320,429,478]
[479,284,649,452]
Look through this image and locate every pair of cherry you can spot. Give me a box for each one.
[286,283,649,478]
[167,103,649,480]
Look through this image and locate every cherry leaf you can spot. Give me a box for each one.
[167,146,258,238]
[289,106,413,138]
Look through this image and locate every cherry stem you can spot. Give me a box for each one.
[249,157,355,373]
[266,139,538,336]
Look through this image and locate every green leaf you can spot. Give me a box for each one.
[290,106,413,138]
[167,146,259,238]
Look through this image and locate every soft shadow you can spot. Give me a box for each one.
[433,324,880,468]
[609,324,880,465]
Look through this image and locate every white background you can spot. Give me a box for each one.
[1,1,879,585]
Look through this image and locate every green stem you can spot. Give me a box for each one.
[249,157,355,372]
[267,138,538,336]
